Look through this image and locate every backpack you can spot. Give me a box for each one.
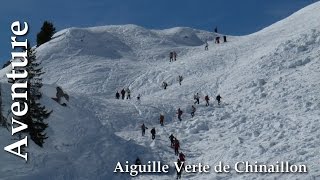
[175,140,180,148]
[179,153,185,161]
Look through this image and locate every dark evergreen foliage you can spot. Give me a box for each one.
[36,21,56,47]
[20,44,52,147]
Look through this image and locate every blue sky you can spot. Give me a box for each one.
[0,0,316,65]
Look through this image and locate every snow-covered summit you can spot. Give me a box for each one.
[41,24,214,61]
[0,2,320,180]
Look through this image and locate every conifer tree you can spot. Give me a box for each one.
[0,84,6,128]
[36,21,56,47]
[22,44,52,147]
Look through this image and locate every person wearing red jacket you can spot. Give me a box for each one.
[160,114,164,126]
[179,152,186,170]
[179,152,185,162]
[174,139,180,155]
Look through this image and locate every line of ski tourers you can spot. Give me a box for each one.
[115,86,222,179]
[135,132,186,179]
[138,94,222,132]
[115,27,226,179]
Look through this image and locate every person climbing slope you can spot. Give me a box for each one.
[151,128,156,140]
[176,159,182,179]
[126,88,131,99]
[115,91,120,99]
[170,52,173,62]
[169,134,175,148]
[135,157,142,165]
[162,81,168,89]
[216,94,222,105]
[176,159,183,179]
[205,95,210,106]
[178,75,183,85]
[215,36,220,44]
[194,93,200,104]
[179,152,185,162]
[173,51,177,61]
[141,123,148,136]
[160,114,164,126]
[177,108,183,121]
[178,152,186,172]
[174,138,180,155]
[205,41,208,50]
[121,89,126,100]
[191,105,196,117]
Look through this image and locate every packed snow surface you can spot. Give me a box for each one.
[0,2,320,180]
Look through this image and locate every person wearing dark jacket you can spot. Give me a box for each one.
[141,123,148,136]
[177,108,183,121]
[176,159,183,179]
[194,93,200,104]
[116,91,120,99]
[191,105,196,117]
[215,36,220,44]
[121,89,126,99]
[216,94,222,105]
[162,82,168,89]
[178,75,183,85]
[151,128,156,140]
[170,52,173,62]
[169,134,175,147]
[135,157,142,165]
[205,95,210,106]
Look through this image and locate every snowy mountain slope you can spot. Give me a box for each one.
[33,25,217,96]
[0,1,320,180]
[0,82,160,180]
